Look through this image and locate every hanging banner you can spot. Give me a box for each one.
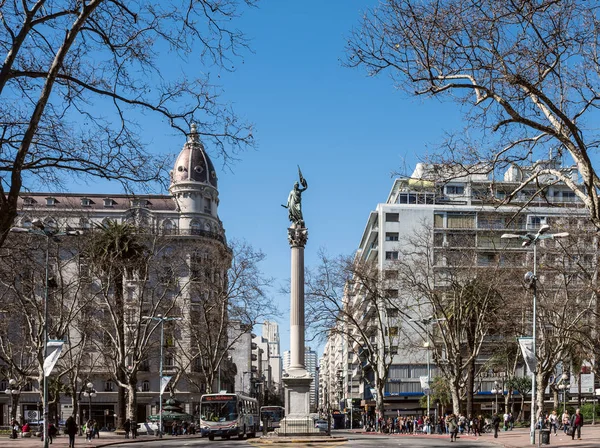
[160,375,172,394]
[43,341,64,377]
[420,375,430,393]
[518,337,536,375]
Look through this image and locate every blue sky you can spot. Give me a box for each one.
[57,1,464,357]
[212,0,463,356]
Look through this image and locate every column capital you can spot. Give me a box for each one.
[288,224,308,248]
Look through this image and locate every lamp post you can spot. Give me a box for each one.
[501,224,569,445]
[491,382,503,414]
[409,315,445,433]
[83,382,97,423]
[4,378,21,422]
[558,373,569,414]
[11,220,79,448]
[141,314,182,438]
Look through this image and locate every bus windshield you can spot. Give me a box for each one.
[201,396,238,422]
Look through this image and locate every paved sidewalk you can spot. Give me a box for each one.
[352,424,600,447]
[0,432,203,447]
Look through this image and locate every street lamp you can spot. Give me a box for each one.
[4,379,21,422]
[409,314,445,434]
[141,314,182,438]
[83,382,97,423]
[558,373,570,414]
[501,224,569,445]
[491,381,504,414]
[10,220,79,448]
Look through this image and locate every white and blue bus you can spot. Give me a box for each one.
[200,393,259,440]
[260,406,285,431]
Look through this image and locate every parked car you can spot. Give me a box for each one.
[137,422,159,435]
[315,419,328,431]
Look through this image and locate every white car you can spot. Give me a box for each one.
[315,419,328,431]
[137,422,159,435]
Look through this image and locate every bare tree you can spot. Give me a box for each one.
[181,239,276,394]
[305,251,409,420]
[0,0,256,248]
[346,0,600,228]
[393,226,520,415]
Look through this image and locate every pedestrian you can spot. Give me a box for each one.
[503,410,509,431]
[492,412,501,438]
[472,415,480,436]
[131,419,137,439]
[562,409,570,434]
[549,410,558,435]
[94,420,100,438]
[49,422,58,444]
[11,419,20,439]
[446,414,458,442]
[124,418,131,439]
[570,408,584,440]
[65,415,78,448]
[86,419,94,442]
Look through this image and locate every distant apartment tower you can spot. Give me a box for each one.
[262,321,283,400]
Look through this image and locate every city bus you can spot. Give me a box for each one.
[260,406,285,431]
[199,392,259,440]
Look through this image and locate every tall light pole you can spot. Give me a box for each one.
[558,373,569,414]
[141,314,182,438]
[83,382,97,422]
[409,315,445,434]
[11,220,78,448]
[501,224,569,445]
[491,381,503,414]
[4,378,21,422]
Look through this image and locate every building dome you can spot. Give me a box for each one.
[170,123,218,188]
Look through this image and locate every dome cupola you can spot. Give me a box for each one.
[170,123,218,188]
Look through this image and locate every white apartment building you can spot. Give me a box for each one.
[320,160,591,418]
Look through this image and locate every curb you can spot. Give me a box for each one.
[248,437,348,444]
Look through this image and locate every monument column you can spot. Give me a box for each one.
[288,223,307,374]
[276,168,320,436]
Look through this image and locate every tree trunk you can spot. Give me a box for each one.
[451,385,461,415]
[466,357,475,417]
[127,380,137,422]
[536,371,546,420]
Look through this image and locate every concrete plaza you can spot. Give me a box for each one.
[2,426,600,447]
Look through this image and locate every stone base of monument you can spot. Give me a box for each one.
[276,371,321,437]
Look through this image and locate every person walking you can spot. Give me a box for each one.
[492,412,501,438]
[570,408,584,440]
[562,410,570,434]
[446,414,458,442]
[124,418,131,439]
[65,416,78,448]
[549,410,558,435]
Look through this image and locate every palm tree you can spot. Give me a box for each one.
[87,220,145,430]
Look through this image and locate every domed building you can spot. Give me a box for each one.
[2,125,233,427]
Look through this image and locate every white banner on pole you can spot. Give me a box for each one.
[43,341,64,377]
[420,376,430,393]
[518,337,536,375]
[160,376,172,394]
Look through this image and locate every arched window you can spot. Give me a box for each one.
[190,220,202,235]
[163,220,175,235]
[142,380,150,392]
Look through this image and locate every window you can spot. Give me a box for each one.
[384,289,398,298]
[388,327,399,337]
[387,308,399,317]
[79,218,91,229]
[385,213,399,222]
[385,251,399,260]
[23,197,36,206]
[385,232,399,241]
[162,220,175,235]
[446,185,464,195]
[142,380,150,392]
[190,220,202,235]
[105,381,114,392]
[384,270,397,280]
[446,213,475,229]
[46,197,57,206]
[164,355,174,366]
[529,216,547,229]
[103,198,114,207]
[81,198,92,207]
[204,198,211,214]
[434,214,444,228]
